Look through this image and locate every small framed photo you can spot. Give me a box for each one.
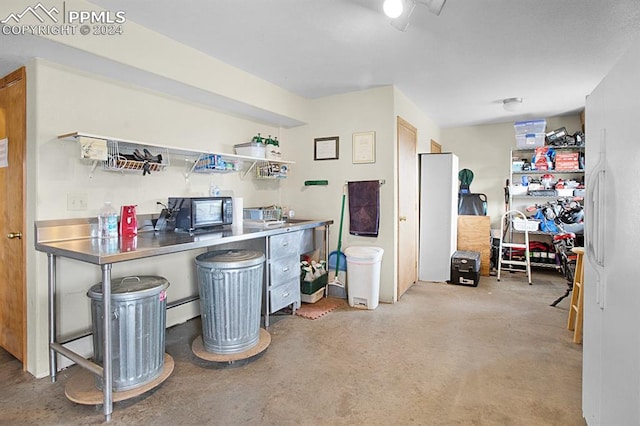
[352,131,375,164]
[314,136,339,160]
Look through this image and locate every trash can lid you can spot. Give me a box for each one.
[195,249,265,269]
[344,246,384,262]
[87,275,170,301]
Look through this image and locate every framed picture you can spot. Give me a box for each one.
[352,131,375,164]
[314,136,339,160]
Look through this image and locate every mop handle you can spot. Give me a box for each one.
[334,192,346,273]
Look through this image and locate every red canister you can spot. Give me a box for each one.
[119,205,138,237]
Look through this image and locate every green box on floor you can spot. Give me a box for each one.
[301,273,328,295]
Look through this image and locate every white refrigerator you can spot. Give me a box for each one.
[583,42,640,424]
[418,153,458,282]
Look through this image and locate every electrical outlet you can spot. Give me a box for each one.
[67,193,88,211]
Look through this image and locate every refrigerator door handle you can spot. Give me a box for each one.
[586,129,606,309]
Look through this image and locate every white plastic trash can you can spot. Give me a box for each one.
[345,246,384,309]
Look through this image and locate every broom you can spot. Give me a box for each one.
[328,188,347,292]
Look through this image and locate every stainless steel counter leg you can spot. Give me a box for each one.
[264,237,271,329]
[101,263,113,422]
[48,253,57,383]
[324,225,330,262]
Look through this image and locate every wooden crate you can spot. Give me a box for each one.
[457,215,491,276]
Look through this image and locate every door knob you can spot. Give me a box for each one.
[399,216,407,221]
[8,232,22,239]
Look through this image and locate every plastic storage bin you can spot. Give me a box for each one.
[512,218,540,232]
[234,142,266,158]
[514,119,547,135]
[516,133,545,149]
[195,249,265,354]
[87,275,170,391]
[344,246,384,310]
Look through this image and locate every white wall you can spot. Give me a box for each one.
[26,59,288,377]
[440,115,582,229]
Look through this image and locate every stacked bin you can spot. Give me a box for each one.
[195,249,265,354]
[87,275,170,391]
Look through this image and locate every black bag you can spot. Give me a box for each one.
[458,193,487,216]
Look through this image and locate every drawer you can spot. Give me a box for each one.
[269,231,301,258]
[269,254,299,283]
[269,278,300,313]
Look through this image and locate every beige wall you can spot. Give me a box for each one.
[393,89,441,154]
[26,62,443,377]
[26,59,289,376]
[281,87,396,301]
[440,114,583,229]
[25,55,584,378]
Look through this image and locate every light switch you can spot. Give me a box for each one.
[67,193,88,211]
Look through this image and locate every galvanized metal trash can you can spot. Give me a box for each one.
[87,275,169,391]
[195,249,265,354]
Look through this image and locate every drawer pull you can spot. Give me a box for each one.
[282,292,290,297]
[282,266,289,272]
[282,242,289,247]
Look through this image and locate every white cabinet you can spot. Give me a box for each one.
[418,153,458,282]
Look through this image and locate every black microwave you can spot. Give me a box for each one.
[168,197,233,232]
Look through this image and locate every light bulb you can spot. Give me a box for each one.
[383,0,403,18]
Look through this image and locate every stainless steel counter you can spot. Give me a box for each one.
[34,216,332,421]
[35,216,332,264]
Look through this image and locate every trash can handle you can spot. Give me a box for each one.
[120,276,142,284]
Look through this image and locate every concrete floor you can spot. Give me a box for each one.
[0,270,584,425]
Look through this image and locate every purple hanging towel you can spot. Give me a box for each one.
[348,180,380,237]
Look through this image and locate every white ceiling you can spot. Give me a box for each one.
[2,0,640,128]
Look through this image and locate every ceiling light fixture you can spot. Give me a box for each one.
[503,97,523,112]
[386,0,447,32]
[383,0,404,18]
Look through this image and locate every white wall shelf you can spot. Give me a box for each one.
[58,131,294,180]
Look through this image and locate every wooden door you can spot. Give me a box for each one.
[397,117,418,299]
[430,139,442,153]
[0,67,26,364]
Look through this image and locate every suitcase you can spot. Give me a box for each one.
[450,250,481,287]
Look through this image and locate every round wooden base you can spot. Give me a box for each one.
[65,353,174,405]
[191,328,271,363]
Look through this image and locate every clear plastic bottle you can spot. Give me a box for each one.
[209,182,220,197]
[98,201,118,239]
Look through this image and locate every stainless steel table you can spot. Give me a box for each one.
[35,217,331,422]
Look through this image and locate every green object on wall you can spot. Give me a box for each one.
[304,180,329,186]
